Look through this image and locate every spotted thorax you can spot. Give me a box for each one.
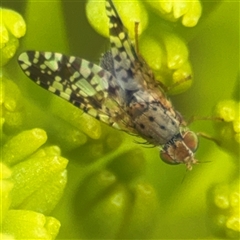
[18,0,199,170]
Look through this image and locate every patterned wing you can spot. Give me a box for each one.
[18,51,130,130]
[105,0,158,92]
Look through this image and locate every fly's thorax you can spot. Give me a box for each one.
[160,131,199,170]
[127,101,181,145]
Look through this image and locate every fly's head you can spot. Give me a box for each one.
[160,131,199,170]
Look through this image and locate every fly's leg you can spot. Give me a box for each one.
[186,116,224,146]
[197,132,221,146]
[134,21,140,54]
[187,116,224,126]
[156,74,192,94]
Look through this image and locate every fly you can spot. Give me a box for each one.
[18,0,199,170]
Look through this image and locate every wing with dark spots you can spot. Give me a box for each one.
[105,0,141,90]
[18,50,128,129]
[105,0,163,95]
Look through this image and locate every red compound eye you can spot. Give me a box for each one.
[182,131,198,152]
[160,151,180,165]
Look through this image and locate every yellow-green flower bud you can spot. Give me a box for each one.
[213,100,240,151]
[47,120,88,152]
[233,115,240,144]
[121,183,158,238]
[2,128,47,166]
[145,0,202,27]
[0,8,26,66]
[10,152,68,212]
[30,145,61,159]
[19,170,68,215]
[214,100,237,122]
[1,9,26,38]
[213,184,230,209]
[50,97,102,140]
[1,77,26,135]
[161,31,189,70]
[83,184,129,238]
[169,61,193,95]
[233,117,240,134]
[139,34,163,71]
[86,0,148,39]
[181,1,202,27]
[0,163,13,224]
[2,210,60,240]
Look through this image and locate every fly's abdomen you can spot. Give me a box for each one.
[128,101,180,145]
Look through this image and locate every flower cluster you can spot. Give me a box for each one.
[0,9,67,239]
[1,129,68,239]
[210,180,240,238]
